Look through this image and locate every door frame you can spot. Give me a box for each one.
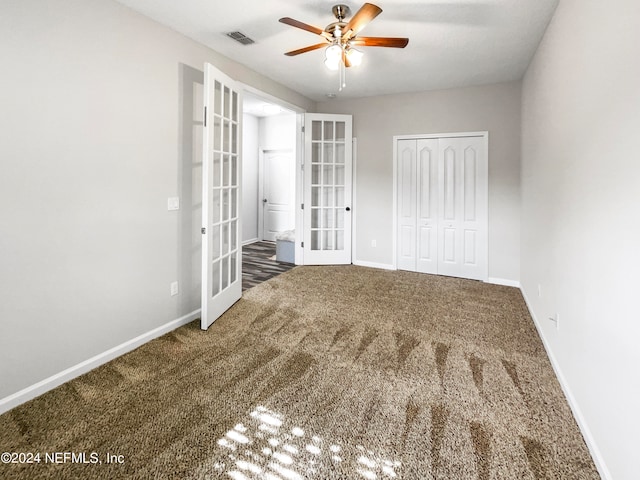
[294,113,305,265]
[392,131,489,276]
[258,147,295,242]
[239,85,306,263]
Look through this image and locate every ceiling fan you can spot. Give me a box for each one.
[279,2,409,88]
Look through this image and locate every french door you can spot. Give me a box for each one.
[201,64,242,330]
[303,114,353,265]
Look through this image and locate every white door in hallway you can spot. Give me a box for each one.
[262,149,294,242]
[396,134,487,281]
[201,63,243,330]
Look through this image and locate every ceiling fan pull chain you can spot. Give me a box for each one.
[342,55,347,90]
[339,46,346,91]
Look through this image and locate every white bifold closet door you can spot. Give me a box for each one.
[398,139,439,274]
[397,136,487,281]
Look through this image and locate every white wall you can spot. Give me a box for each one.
[257,114,298,240]
[241,113,297,243]
[317,82,521,281]
[521,1,640,479]
[0,0,313,403]
[242,113,259,242]
[259,114,297,150]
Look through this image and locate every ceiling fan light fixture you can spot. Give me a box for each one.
[325,43,343,70]
[346,47,363,67]
[325,43,343,60]
[324,56,341,71]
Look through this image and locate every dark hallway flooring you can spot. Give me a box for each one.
[242,241,294,291]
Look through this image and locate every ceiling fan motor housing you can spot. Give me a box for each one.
[332,4,351,21]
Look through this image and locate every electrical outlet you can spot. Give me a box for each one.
[371,239,377,247]
[168,197,180,211]
[170,281,179,296]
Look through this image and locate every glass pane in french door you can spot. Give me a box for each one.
[309,119,346,252]
[210,80,240,296]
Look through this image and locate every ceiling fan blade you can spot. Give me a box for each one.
[285,43,329,56]
[350,37,409,48]
[343,3,383,39]
[279,17,328,38]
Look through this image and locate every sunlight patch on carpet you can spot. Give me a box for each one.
[211,405,401,479]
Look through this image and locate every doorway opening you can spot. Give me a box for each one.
[241,89,302,274]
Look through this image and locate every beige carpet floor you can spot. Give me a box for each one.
[0,266,599,479]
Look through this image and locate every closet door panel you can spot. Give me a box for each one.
[397,140,417,271]
[464,229,477,264]
[416,139,439,273]
[438,143,461,277]
[464,147,477,221]
[437,137,487,280]
[459,141,487,278]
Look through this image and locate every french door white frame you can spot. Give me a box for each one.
[237,84,306,262]
[201,64,243,330]
[391,131,489,279]
[302,113,353,265]
[292,108,357,265]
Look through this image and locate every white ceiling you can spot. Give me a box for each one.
[243,94,296,117]
[113,0,559,102]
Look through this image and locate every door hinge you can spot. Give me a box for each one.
[301,241,304,248]
[301,203,304,210]
[203,106,207,127]
[301,125,305,133]
[201,227,206,234]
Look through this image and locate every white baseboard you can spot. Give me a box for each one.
[487,277,521,288]
[520,288,611,480]
[0,309,201,415]
[353,260,396,271]
[242,238,260,246]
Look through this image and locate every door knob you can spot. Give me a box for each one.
[345,207,351,211]
[263,198,268,203]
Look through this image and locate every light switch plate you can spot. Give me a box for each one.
[168,197,180,211]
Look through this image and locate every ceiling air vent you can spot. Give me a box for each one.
[226,31,255,45]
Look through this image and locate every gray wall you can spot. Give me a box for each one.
[521,1,640,478]
[317,82,522,282]
[0,0,313,400]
